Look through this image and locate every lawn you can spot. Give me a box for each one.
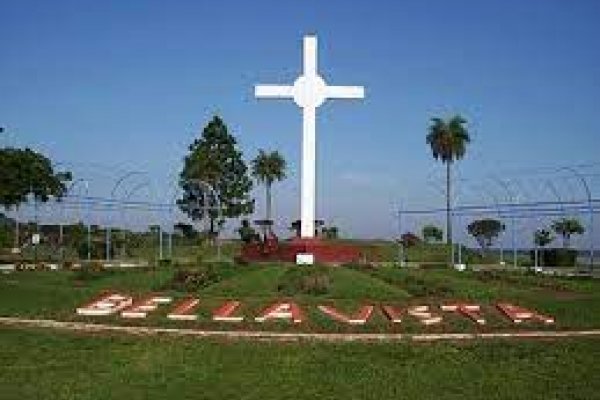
[1,326,599,400]
[1,264,600,399]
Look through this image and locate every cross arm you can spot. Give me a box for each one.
[325,85,365,99]
[255,85,294,98]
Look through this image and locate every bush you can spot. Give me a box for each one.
[531,248,578,267]
[72,262,111,281]
[167,264,220,292]
[277,266,332,295]
[400,232,421,248]
[398,274,454,297]
[237,219,260,243]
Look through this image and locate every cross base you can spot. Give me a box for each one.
[239,237,361,265]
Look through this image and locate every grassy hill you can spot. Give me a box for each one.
[1,262,599,331]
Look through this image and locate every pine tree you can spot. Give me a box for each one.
[179,116,254,237]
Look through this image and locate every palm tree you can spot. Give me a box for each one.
[426,115,471,246]
[534,228,554,267]
[534,228,553,248]
[251,150,286,230]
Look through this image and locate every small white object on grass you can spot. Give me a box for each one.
[454,263,467,272]
[296,253,314,265]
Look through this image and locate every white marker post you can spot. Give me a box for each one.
[255,35,364,260]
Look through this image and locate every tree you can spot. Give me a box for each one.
[426,115,471,246]
[0,147,72,209]
[467,218,505,254]
[178,116,254,237]
[400,232,421,248]
[251,149,286,230]
[534,229,553,248]
[173,222,197,239]
[0,213,13,248]
[422,225,443,243]
[533,228,554,268]
[63,222,87,252]
[551,218,584,248]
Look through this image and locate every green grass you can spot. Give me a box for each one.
[2,264,600,398]
[1,263,600,334]
[364,266,600,329]
[1,327,599,400]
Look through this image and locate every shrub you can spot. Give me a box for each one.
[167,264,220,292]
[72,262,111,281]
[422,225,443,243]
[237,219,260,243]
[277,267,331,295]
[299,273,331,295]
[531,248,578,267]
[400,232,421,248]
[399,274,454,297]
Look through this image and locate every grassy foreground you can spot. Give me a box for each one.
[1,327,599,400]
[1,264,600,398]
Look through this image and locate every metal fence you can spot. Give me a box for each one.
[397,164,600,270]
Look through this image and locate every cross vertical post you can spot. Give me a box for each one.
[301,105,316,238]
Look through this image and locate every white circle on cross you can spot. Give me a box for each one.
[292,74,327,108]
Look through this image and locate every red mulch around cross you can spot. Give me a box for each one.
[240,237,361,264]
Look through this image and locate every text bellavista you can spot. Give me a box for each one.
[76,292,555,326]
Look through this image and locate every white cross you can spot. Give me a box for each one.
[255,35,364,239]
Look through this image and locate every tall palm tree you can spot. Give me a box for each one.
[426,115,471,246]
[251,150,287,228]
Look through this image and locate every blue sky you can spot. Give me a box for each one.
[1,0,599,243]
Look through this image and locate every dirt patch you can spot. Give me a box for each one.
[2,316,600,343]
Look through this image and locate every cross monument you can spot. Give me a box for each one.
[255,35,364,245]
